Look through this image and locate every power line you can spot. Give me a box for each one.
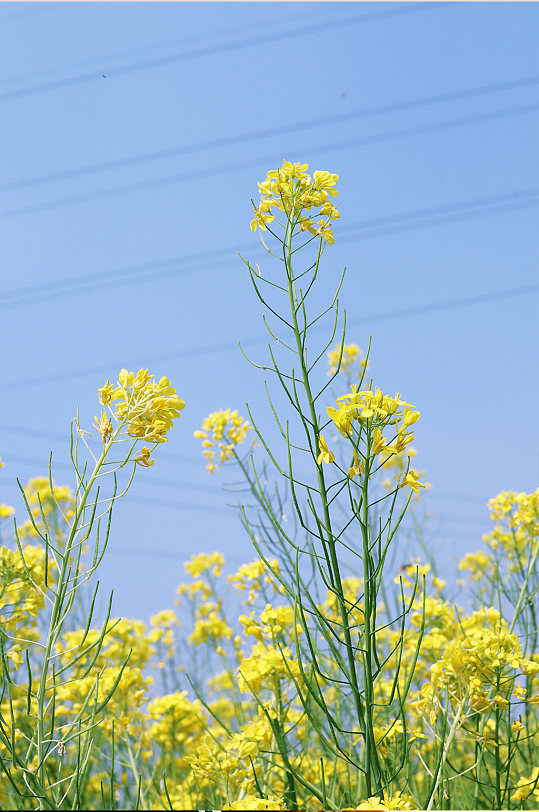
[0,6,350,88]
[0,445,490,505]
[2,102,537,220]
[2,75,537,192]
[1,187,538,311]
[0,461,490,526]
[0,3,448,103]
[106,544,247,563]
[0,423,203,466]
[0,452,217,495]
[0,473,490,527]
[0,282,536,394]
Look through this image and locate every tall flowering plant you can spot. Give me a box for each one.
[0,369,184,809]
[196,160,428,805]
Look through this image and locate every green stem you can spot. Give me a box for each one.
[35,426,122,806]
[426,699,464,811]
[282,220,378,793]
[360,442,384,796]
[509,537,539,634]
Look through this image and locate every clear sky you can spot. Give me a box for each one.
[0,1,537,621]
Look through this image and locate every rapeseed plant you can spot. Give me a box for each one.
[0,162,537,810]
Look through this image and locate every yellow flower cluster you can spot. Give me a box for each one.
[327,342,368,377]
[429,625,538,702]
[3,530,539,810]
[16,476,76,539]
[239,604,301,642]
[190,603,233,646]
[229,713,274,759]
[195,409,251,473]
[325,386,426,493]
[238,641,301,693]
[250,159,339,244]
[355,794,415,810]
[147,691,204,749]
[0,502,15,519]
[0,544,46,670]
[328,387,419,443]
[224,796,284,810]
[97,368,185,459]
[228,558,282,604]
[54,618,156,735]
[183,551,224,579]
[511,766,539,804]
[483,488,539,566]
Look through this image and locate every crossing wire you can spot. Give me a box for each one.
[1,75,536,192]
[1,102,537,220]
[0,457,489,526]
[1,187,538,311]
[0,446,490,505]
[0,3,448,102]
[0,282,537,393]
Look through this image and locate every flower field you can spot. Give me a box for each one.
[0,162,537,810]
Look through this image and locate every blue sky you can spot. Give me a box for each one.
[0,2,537,621]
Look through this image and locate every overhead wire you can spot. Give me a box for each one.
[0,6,519,566]
[1,188,538,311]
[0,423,202,466]
[0,446,491,506]
[0,457,489,526]
[1,102,537,220]
[0,4,359,88]
[0,3,448,102]
[0,280,536,394]
[2,75,537,193]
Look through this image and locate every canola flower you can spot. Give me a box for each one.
[482,487,539,569]
[327,342,369,377]
[250,159,339,244]
[2,496,539,810]
[2,160,537,811]
[97,367,185,463]
[326,386,426,493]
[0,367,185,811]
[195,408,251,473]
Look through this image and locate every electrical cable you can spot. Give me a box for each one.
[0,282,536,393]
[0,445,490,505]
[2,103,537,220]
[0,3,448,102]
[2,75,536,192]
[1,187,538,311]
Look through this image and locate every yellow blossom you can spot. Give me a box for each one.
[397,469,427,496]
[196,408,251,473]
[317,434,335,465]
[251,160,339,245]
[223,795,284,810]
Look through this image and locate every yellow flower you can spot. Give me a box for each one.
[251,160,339,244]
[372,427,389,455]
[184,551,224,578]
[196,409,251,473]
[134,446,154,467]
[349,449,365,479]
[94,409,113,444]
[317,434,335,465]
[327,342,367,376]
[98,379,118,405]
[102,368,185,448]
[223,795,283,810]
[398,469,427,496]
